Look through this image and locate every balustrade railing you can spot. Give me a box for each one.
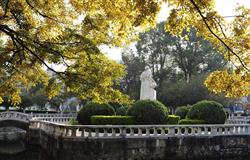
[227,119,250,124]
[29,120,250,139]
[0,111,30,122]
[33,117,72,123]
[0,111,75,124]
[227,116,250,124]
[29,112,77,118]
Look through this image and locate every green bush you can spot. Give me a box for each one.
[91,116,134,125]
[69,118,79,125]
[77,102,115,124]
[116,107,127,116]
[127,100,168,124]
[187,100,226,124]
[167,115,180,125]
[175,105,191,119]
[179,119,206,125]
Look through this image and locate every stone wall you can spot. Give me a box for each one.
[28,129,250,160]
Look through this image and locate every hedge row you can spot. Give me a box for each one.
[76,100,225,125]
[91,116,134,125]
[167,115,180,125]
[179,119,206,125]
[77,102,115,125]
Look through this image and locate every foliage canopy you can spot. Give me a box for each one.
[0,0,249,105]
[0,0,159,105]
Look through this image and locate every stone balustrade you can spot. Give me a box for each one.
[230,115,250,120]
[32,117,72,124]
[227,119,250,124]
[227,116,250,124]
[0,111,75,125]
[29,112,77,118]
[0,111,30,122]
[29,120,250,139]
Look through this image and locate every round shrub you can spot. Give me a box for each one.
[77,102,115,124]
[187,100,226,124]
[175,105,192,119]
[127,100,168,124]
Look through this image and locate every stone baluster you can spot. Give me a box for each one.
[169,127,175,136]
[218,127,222,134]
[130,128,134,137]
[239,126,243,134]
[192,127,197,135]
[184,127,188,135]
[234,126,239,134]
[120,127,126,138]
[65,128,70,136]
[103,128,108,137]
[203,127,208,135]
[160,128,165,137]
[71,127,76,137]
[81,129,85,137]
[111,128,116,137]
[138,128,142,136]
[229,126,234,135]
[95,128,99,137]
[146,127,150,137]
[153,127,157,136]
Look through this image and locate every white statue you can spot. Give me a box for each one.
[140,66,157,100]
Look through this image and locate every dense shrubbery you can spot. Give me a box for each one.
[167,115,180,124]
[175,105,191,119]
[127,100,168,124]
[91,116,134,125]
[116,106,127,116]
[179,119,206,125]
[77,102,115,124]
[187,100,226,124]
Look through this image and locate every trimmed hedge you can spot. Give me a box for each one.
[175,105,191,119]
[187,100,226,124]
[127,100,168,125]
[167,115,180,125]
[179,119,206,125]
[77,102,115,125]
[91,116,134,125]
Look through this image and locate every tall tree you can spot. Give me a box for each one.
[135,22,175,88]
[132,22,225,84]
[165,1,249,97]
[158,74,235,108]
[171,27,225,82]
[121,22,228,106]
[121,49,144,99]
[0,0,160,105]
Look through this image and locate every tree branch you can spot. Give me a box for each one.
[190,0,250,72]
